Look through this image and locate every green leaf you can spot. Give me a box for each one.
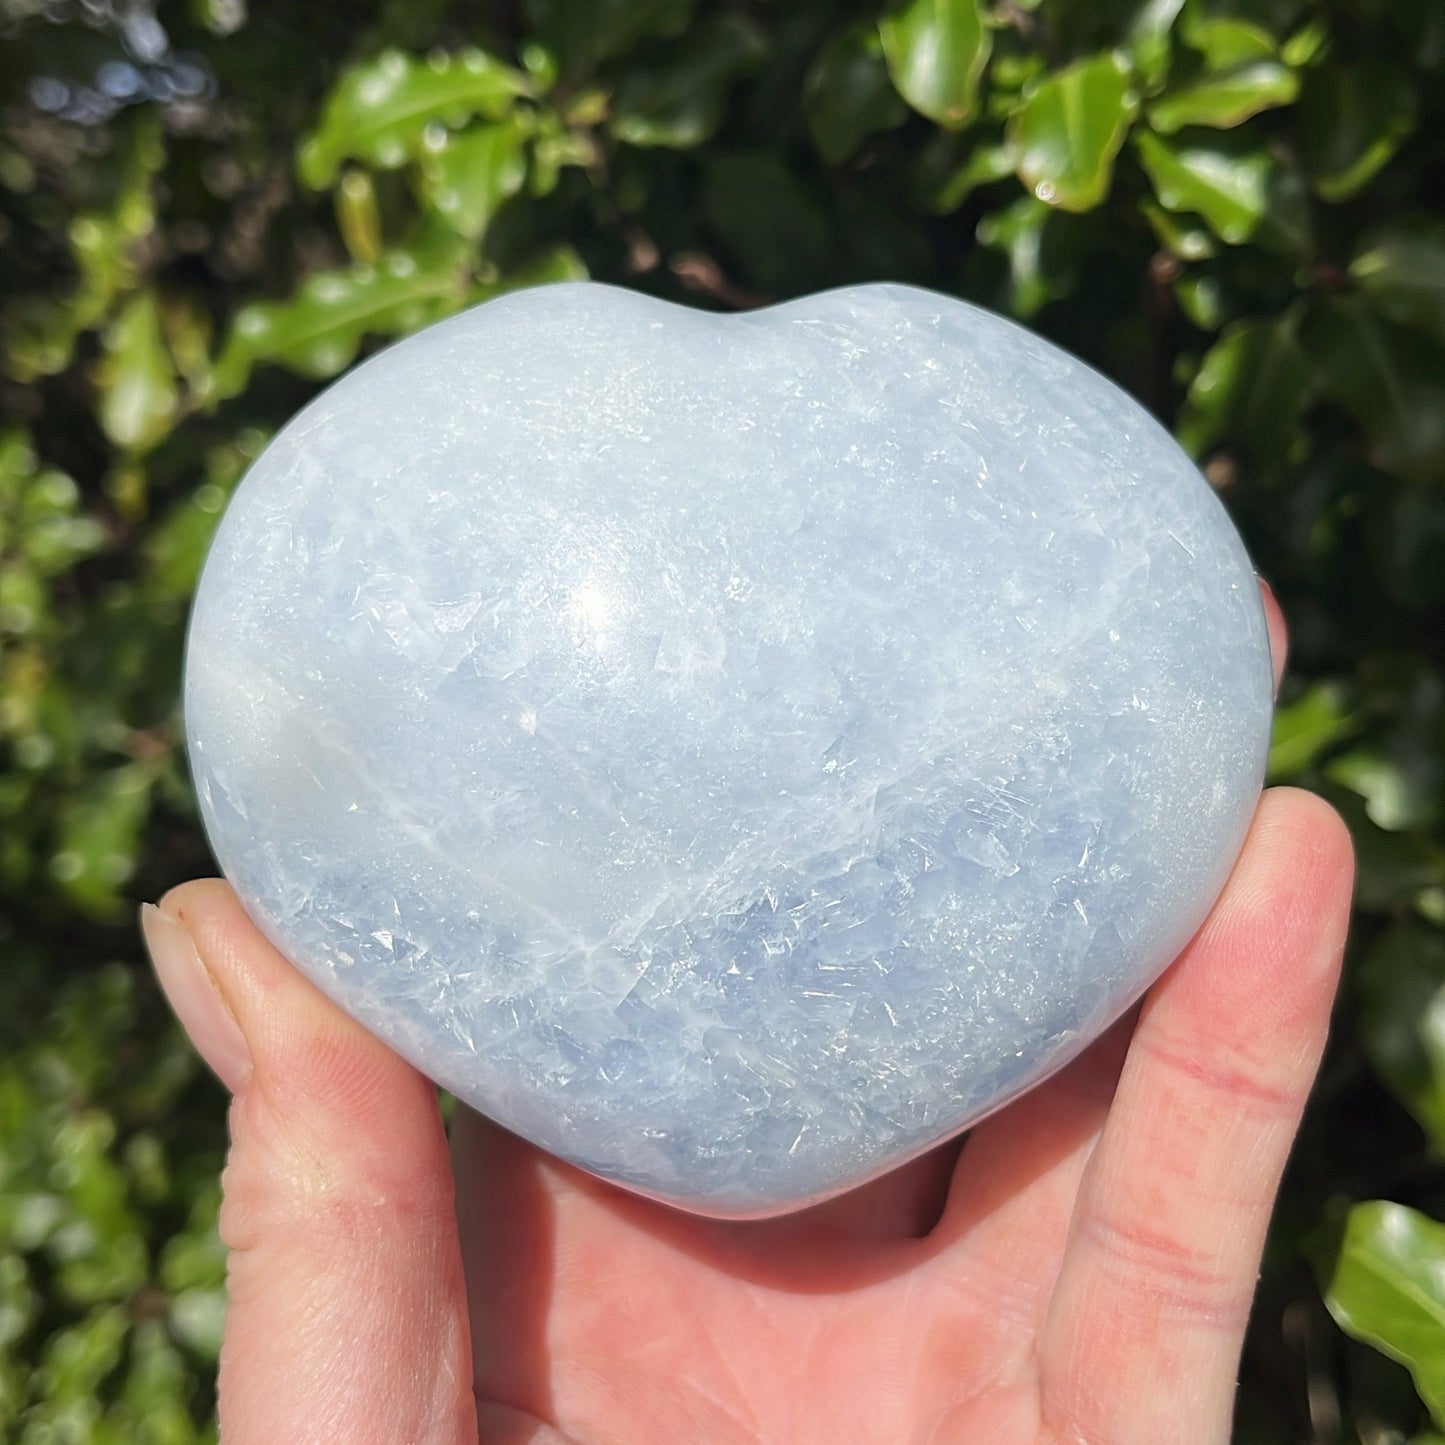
[1134,129,1308,252]
[96,295,179,455]
[1007,52,1135,213]
[335,169,383,264]
[4,117,162,382]
[50,763,158,919]
[1302,297,1445,482]
[1295,60,1416,202]
[1126,0,1187,89]
[609,14,768,148]
[975,194,1065,318]
[1149,60,1298,133]
[298,49,531,189]
[523,0,695,76]
[1177,312,1311,471]
[210,248,470,399]
[1352,218,1445,350]
[1142,198,1216,260]
[420,120,531,239]
[804,24,909,166]
[1180,11,1277,68]
[880,0,991,129]
[1267,681,1354,779]
[1322,1201,1445,1427]
[1359,925,1445,1153]
[702,152,832,295]
[907,132,1011,213]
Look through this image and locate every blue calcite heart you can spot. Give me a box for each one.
[186,281,1271,1217]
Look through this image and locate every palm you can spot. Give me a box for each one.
[456,785,1343,1445]
[157,791,1350,1445]
[456,1027,1131,1445]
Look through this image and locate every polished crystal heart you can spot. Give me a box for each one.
[186,281,1271,1217]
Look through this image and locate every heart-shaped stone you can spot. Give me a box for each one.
[186,281,1271,1217]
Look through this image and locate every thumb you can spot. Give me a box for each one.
[143,881,479,1445]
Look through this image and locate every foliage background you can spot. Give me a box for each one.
[3,0,1444,1438]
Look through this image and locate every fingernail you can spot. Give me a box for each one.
[141,903,252,1091]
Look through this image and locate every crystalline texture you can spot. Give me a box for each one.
[185,282,1272,1217]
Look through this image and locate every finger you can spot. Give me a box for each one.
[928,1014,1134,1331]
[144,882,478,1445]
[1037,789,1353,1445]
[1259,577,1288,695]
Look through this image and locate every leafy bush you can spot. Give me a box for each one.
[3,0,1443,1436]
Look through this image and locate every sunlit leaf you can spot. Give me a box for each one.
[96,295,179,455]
[297,49,532,188]
[1007,52,1134,212]
[880,0,991,129]
[1177,311,1311,470]
[335,169,383,264]
[50,763,158,919]
[1142,198,1216,260]
[1134,128,1308,251]
[1149,60,1298,133]
[1180,11,1277,67]
[1267,681,1354,779]
[1359,924,1445,1154]
[210,248,471,398]
[610,13,767,148]
[1126,0,1186,88]
[975,193,1067,317]
[1322,1201,1445,1427]
[420,120,530,239]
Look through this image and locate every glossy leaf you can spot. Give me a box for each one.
[1359,924,1445,1153]
[1267,682,1354,779]
[210,250,469,398]
[1177,312,1311,470]
[1142,199,1216,260]
[974,194,1064,317]
[804,24,909,166]
[420,120,530,238]
[1302,296,1445,481]
[298,49,531,188]
[1149,60,1298,133]
[610,14,767,148]
[1007,53,1134,212]
[51,763,158,918]
[96,295,179,455]
[212,248,583,399]
[1134,129,1308,251]
[880,0,991,129]
[1352,218,1445,349]
[1127,0,1187,88]
[1180,11,1277,68]
[1295,60,1417,201]
[909,132,1013,213]
[1323,1201,1445,1426]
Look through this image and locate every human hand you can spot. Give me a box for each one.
[143,590,1354,1445]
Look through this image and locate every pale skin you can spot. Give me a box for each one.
[142,589,1356,1444]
